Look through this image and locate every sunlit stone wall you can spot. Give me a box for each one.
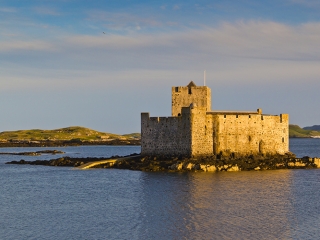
[141,82,289,157]
[171,82,211,117]
[211,112,289,155]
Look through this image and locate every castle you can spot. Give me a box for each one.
[141,81,289,157]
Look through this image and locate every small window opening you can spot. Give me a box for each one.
[282,137,284,143]
[249,115,251,118]
[224,115,226,118]
[248,136,252,142]
[188,88,192,94]
[261,116,264,120]
[178,113,181,116]
[236,115,238,118]
[175,87,179,92]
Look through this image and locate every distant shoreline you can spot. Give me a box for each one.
[0,139,140,148]
[0,137,319,148]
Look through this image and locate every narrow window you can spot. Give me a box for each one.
[236,115,238,118]
[282,137,284,143]
[188,88,192,94]
[224,115,226,118]
[249,115,251,118]
[175,87,179,92]
[261,116,264,120]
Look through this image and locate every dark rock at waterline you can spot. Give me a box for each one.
[5,152,319,172]
[5,153,140,167]
[104,152,319,172]
[0,150,65,156]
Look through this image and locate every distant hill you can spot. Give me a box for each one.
[303,125,320,131]
[289,124,320,138]
[0,126,141,142]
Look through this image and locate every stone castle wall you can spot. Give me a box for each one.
[211,113,289,155]
[171,84,211,117]
[190,107,214,156]
[141,82,289,157]
[141,109,192,156]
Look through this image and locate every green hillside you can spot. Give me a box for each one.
[0,126,141,142]
[289,124,320,138]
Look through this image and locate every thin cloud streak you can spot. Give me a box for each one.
[0,7,17,13]
[86,10,162,31]
[2,20,320,61]
[33,6,61,16]
[1,20,320,88]
[0,40,56,52]
[63,21,320,61]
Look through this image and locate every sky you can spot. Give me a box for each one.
[1,0,320,134]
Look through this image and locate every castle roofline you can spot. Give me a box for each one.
[207,108,263,115]
[208,111,260,115]
[187,81,196,88]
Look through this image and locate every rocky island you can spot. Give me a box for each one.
[6,152,320,172]
[4,83,320,172]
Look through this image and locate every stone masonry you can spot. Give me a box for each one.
[141,81,289,157]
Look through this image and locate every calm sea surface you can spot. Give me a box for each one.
[1,139,320,240]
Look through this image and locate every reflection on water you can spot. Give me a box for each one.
[1,145,320,239]
[138,170,320,239]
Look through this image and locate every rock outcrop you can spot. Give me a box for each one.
[6,152,320,172]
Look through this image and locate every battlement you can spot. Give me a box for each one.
[208,108,262,115]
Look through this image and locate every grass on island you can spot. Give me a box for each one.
[289,124,320,138]
[0,126,141,142]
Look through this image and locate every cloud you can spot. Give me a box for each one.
[62,21,320,62]
[86,11,162,31]
[33,6,61,16]
[1,20,320,89]
[3,20,320,61]
[0,7,17,13]
[160,5,167,10]
[200,21,320,61]
[173,5,181,10]
[0,40,55,52]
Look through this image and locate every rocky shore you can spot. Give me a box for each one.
[102,152,320,172]
[6,152,320,172]
[6,156,122,167]
[0,150,65,156]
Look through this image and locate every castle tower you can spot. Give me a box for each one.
[171,81,211,116]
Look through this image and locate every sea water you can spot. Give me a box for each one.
[0,139,320,239]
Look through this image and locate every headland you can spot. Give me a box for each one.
[0,126,140,147]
